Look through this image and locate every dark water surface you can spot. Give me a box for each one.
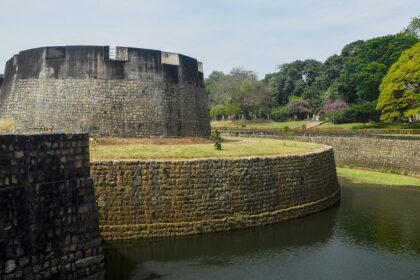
[104,179,420,280]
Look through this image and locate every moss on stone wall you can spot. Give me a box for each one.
[91,146,340,240]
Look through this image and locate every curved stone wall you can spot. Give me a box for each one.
[221,129,420,176]
[91,146,340,240]
[0,46,210,137]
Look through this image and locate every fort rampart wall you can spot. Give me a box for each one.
[91,146,340,240]
[221,130,420,176]
[0,133,104,279]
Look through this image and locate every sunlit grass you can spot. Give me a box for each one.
[318,122,420,130]
[90,137,321,160]
[0,119,14,131]
[211,120,309,129]
[337,167,420,186]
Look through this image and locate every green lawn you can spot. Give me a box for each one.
[337,167,420,186]
[90,137,321,160]
[318,122,420,130]
[211,120,309,129]
[317,122,365,129]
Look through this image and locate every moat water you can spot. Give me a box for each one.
[104,179,420,280]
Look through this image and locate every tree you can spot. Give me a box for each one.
[404,15,420,38]
[206,67,271,119]
[323,99,348,124]
[353,62,388,101]
[270,106,290,121]
[334,33,418,103]
[377,43,420,122]
[209,104,226,120]
[269,59,323,106]
[342,101,379,123]
[319,54,344,91]
[286,97,313,119]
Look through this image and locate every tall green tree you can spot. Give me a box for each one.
[206,68,271,119]
[319,54,344,91]
[336,33,418,103]
[377,43,420,122]
[270,59,323,107]
[404,15,420,38]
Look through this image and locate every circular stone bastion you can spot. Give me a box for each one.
[90,144,340,240]
[0,45,210,137]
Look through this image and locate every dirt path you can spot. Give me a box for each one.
[306,121,326,129]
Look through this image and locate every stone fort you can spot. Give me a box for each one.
[0,46,211,137]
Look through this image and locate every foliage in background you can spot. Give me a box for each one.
[206,67,271,120]
[377,43,420,122]
[322,99,348,123]
[403,15,420,38]
[207,16,419,124]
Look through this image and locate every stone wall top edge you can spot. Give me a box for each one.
[15,45,201,64]
[5,45,204,83]
[221,129,420,142]
[91,145,332,164]
[0,132,88,137]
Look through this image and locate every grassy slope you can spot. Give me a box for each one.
[90,137,321,160]
[211,120,419,130]
[337,167,420,186]
[318,122,420,129]
[211,120,309,129]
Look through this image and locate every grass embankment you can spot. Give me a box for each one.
[211,120,419,131]
[211,120,309,129]
[318,122,420,130]
[90,137,321,160]
[337,167,420,186]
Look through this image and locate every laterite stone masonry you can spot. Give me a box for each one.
[0,133,104,279]
[221,130,420,176]
[0,46,210,137]
[91,146,340,240]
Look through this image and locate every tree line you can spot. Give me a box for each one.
[206,16,420,123]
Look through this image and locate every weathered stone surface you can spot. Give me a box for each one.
[91,146,340,240]
[0,46,210,138]
[0,133,104,279]
[5,260,16,274]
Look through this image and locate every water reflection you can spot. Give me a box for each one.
[104,180,420,280]
[336,178,420,256]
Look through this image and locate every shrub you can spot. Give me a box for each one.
[211,129,222,150]
[271,106,290,121]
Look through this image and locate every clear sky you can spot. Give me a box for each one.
[0,0,418,78]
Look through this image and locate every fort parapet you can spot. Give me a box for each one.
[0,46,210,137]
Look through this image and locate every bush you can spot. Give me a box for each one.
[271,106,290,121]
[210,104,226,120]
[325,101,380,124]
[343,101,380,123]
[211,130,222,150]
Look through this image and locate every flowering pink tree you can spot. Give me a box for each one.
[287,99,313,119]
[323,99,348,124]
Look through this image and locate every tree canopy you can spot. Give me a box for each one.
[206,67,271,120]
[207,17,420,123]
[377,43,420,122]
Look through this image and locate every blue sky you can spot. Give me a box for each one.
[0,0,418,78]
